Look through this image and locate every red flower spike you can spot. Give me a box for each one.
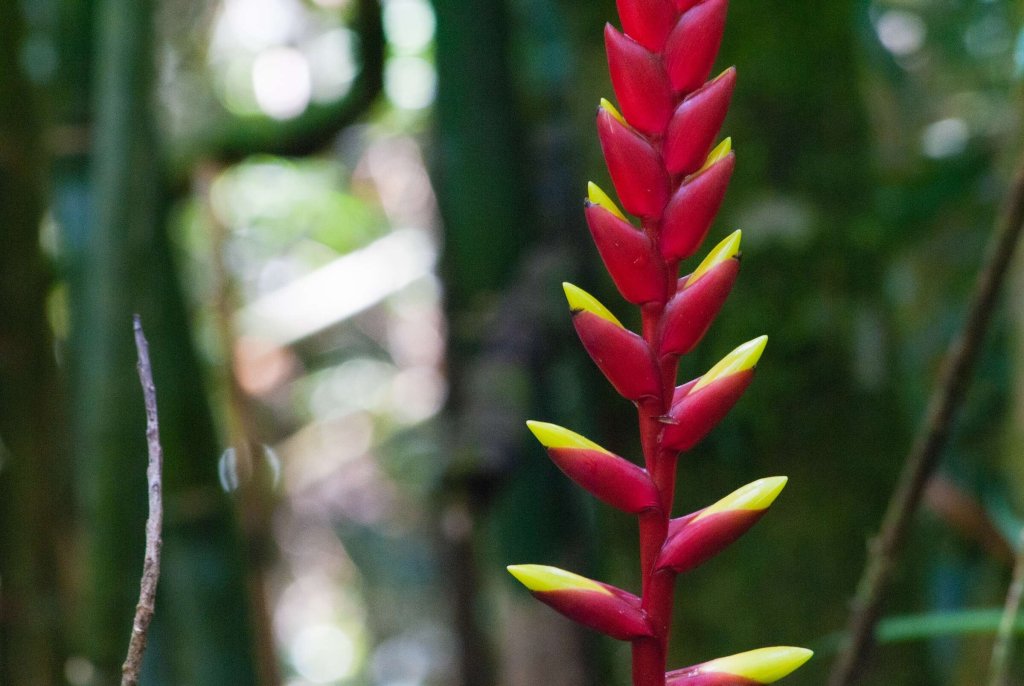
[526,421,661,514]
[585,200,668,305]
[660,231,741,356]
[616,0,677,52]
[659,152,735,261]
[666,647,814,685]
[657,477,786,573]
[605,24,674,135]
[507,565,653,640]
[664,0,728,94]
[597,102,671,219]
[510,5,817,683]
[664,68,736,175]
[563,283,661,400]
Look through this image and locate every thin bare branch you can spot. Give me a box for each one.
[828,156,1024,686]
[121,315,164,686]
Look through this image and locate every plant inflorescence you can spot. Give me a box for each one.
[506,1,812,684]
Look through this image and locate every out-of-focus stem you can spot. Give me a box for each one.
[829,154,1024,686]
[988,528,1024,686]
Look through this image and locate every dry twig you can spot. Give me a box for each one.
[828,156,1024,686]
[121,315,164,686]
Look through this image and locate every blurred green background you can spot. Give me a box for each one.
[2,0,1024,684]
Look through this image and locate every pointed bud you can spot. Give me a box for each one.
[585,198,668,304]
[659,151,734,261]
[597,103,670,219]
[697,137,732,174]
[661,337,765,451]
[660,231,741,356]
[507,565,652,640]
[616,0,677,52]
[527,421,660,513]
[600,97,629,127]
[664,69,736,175]
[657,477,787,573]
[690,335,765,393]
[564,283,661,401]
[686,228,741,287]
[588,181,628,221]
[663,0,729,94]
[606,24,674,135]
[666,646,813,685]
[563,281,623,327]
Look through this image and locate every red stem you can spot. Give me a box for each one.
[635,299,679,686]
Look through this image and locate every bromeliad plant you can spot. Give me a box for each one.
[506,1,812,685]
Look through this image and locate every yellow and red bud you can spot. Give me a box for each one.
[664,69,736,175]
[597,103,671,219]
[507,564,652,640]
[657,477,787,573]
[599,97,629,127]
[659,151,735,261]
[660,231,741,356]
[563,282,623,327]
[616,0,677,52]
[585,197,669,305]
[698,137,733,175]
[686,229,741,287]
[605,24,674,135]
[527,420,660,513]
[661,337,765,451]
[691,335,766,393]
[587,181,628,221]
[664,0,729,94]
[564,283,661,401]
[666,646,813,685]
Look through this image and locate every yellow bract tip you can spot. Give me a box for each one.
[695,476,788,521]
[685,230,742,287]
[696,137,733,175]
[562,282,623,328]
[690,335,767,393]
[526,421,612,454]
[587,181,627,221]
[702,646,813,683]
[507,564,611,595]
[599,98,628,127]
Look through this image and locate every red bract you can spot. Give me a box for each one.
[571,309,661,401]
[658,508,765,573]
[664,68,736,175]
[660,154,735,261]
[585,202,668,304]
[597,106,670,218]
[661,258,739,356]
[527,421,661,513]
[666,647,814,685]
[509,0,811,683]
[531,585,652,640]
[606,24,674,135]
[662,369,753,452]
[663,0,729,94]
[616,0,676,51]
